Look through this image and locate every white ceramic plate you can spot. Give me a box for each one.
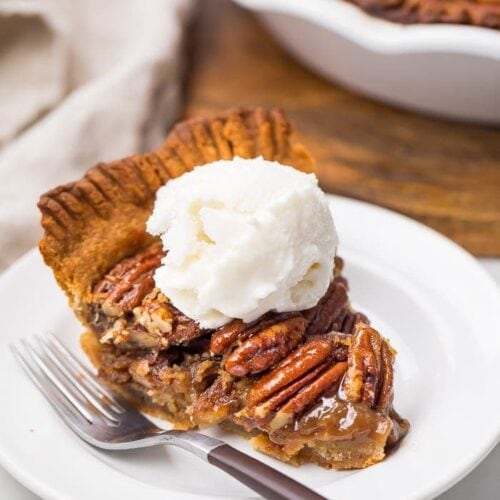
[234,0,500,124]
[0,196,499,500]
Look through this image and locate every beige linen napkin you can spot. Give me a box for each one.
[0,0,194,271]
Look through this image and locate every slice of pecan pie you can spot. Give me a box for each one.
[347,0,500,28]
[38,108,409,470]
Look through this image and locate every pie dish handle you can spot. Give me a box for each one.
[207,443,326,500]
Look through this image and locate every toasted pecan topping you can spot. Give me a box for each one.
[169,308,205,345]
[94,243,164,313]
[342,323,394,413]
[90,244,210,347]
[210,319,248,355]
[245,362,329,425]
[268,361,348,430]
[211,275,349,369]
[246,338,336,408]
[93,251,350,355]
[225,316,306,377]
[303,278,349,337]
[210,312,296,355]
[238,335,350,430]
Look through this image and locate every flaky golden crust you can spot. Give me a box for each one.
[38,108,314,318]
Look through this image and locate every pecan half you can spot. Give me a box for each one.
[209,319,247,355]
[168,308,205,345]
[303,278,349,337]
[237,335,349,431]
[210,312,296,355]
[342,323,394,413]
[95,243,164,315]
[246,337,335,407]
[268,361,347,430]
[225,316,306,377]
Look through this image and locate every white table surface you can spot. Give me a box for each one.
[2,259,499,500]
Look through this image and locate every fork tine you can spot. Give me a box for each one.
[46,333,125,413]
[35,336,120,423]
[19,339,96,423]
[10,342,92,426]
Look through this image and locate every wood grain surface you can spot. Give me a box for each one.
[184,0,500,256]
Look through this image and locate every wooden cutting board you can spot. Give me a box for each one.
[184,0,500,256]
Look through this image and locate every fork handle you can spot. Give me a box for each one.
[207,444,326,500]
[161,431,326,500]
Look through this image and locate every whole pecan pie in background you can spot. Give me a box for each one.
[347,0,500,28]
[38,108,409,470]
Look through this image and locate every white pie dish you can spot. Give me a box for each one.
[0,195,499,500]
[234,0,500,124]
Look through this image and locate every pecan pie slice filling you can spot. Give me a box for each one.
[80,243,409,470]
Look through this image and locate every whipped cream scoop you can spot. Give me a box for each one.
[147,157,338,329]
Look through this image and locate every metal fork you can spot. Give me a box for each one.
[11,334,326,500]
